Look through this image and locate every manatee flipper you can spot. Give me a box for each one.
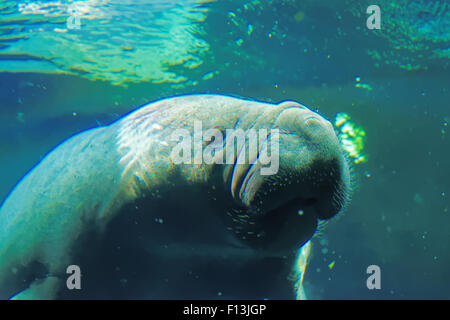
[0,126,121,299]
[293,240,311,300]
[9,277,60,300]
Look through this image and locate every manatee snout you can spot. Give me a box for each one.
[228,102,351,252]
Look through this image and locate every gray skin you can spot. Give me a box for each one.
[0,94,350,299]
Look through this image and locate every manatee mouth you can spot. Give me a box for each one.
[225,195,319,254]
[257,196,319,250]
[226,159,348,254]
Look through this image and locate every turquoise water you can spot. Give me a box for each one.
[0,0,449,299]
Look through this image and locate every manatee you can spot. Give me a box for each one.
[0,94,350,299]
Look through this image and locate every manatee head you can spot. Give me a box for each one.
[222,101,351,255]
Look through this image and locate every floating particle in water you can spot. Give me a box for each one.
[298,209,304,216]
[120,45,135,52]
[19,81,34,88]
[321,247,328,254]
[202,72,214,81]
[16,112,25,123]
[413,193,424,205]
[355,82,373,91]
[155,218,164,224]
[294,11,305,22]
[365,171,371,178]
[247,24,253,36]
[328,261,335,269]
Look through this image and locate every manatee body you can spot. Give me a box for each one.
[0,94,350,299]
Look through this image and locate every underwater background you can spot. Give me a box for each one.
[0,0,449,299]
